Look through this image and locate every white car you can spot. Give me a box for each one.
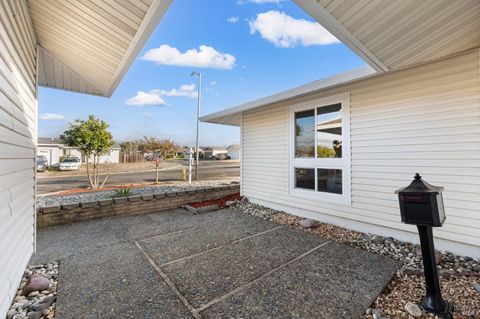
[59,157,81,171]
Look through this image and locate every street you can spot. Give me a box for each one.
[37,161,240,195]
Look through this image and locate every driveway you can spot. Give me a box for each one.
[31,209,400,318]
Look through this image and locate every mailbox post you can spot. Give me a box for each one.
[395,173,453,319]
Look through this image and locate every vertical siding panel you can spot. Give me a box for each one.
[242,50,480,257]
[0,1,36,317]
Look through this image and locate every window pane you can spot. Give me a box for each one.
[295,110,315,158]
[317,103,342,158]
[295,168,315,190]
[317,169,342,194]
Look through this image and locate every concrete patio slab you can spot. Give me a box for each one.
[30,209,240,265]
[125,208,241,241]
[56,242,193,319]
[30,214,151,265]
[139,214,279,266]
[160,226,329,308]
[31,208,401,318]
[201,241,401,318]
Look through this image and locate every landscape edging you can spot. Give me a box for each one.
[37,185,240,227]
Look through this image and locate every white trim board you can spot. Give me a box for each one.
[287,93,351,205]
[293,0,389,72]
[200,66,375,126]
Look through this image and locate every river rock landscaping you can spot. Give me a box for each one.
[233,199,480,319]
[6,263,58,319]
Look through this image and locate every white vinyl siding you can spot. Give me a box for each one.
[0,0,37,317]
[241,49,480,257]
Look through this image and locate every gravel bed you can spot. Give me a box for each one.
[6,263,58,319]
[234,200,480,318]
[367,274,480,319]
[36,179,239,207]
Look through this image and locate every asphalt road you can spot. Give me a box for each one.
[37,161,240,195]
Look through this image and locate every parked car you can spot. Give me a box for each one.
[59,157,81,171]
[36,155,48,172]
[214,154,231,160]
[145,155,157,161]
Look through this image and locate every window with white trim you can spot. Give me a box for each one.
[289,94,351,204]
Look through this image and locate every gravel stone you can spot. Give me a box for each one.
[27,311,42,319]
[404,302,422,317]
[474,282,480,293]
[7,263,57,319]
[299,218,318,228]
[23,275,50,295]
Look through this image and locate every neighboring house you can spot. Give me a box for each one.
[203,146,228,159]
[37,137,64,166]
[37,138,121,165]
[66,145,121,164]
[0,1,171,317]
[227,144,241,160]
[201,1,480,259]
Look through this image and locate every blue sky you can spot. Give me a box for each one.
[38,0,365,147]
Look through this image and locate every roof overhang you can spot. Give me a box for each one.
[29,0,172,97]
[200,66,375,126]
[294,0,480,72]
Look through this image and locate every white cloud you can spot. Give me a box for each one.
[142,44,236,70]
[209,81,218,86]
[126,84,198,106]
[39,113,64,120]
[151,84,197,98]
[249,11,339,48]
[126,91,166,106]
[227,16,240,24]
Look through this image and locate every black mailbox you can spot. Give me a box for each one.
[395,173,445,227]
[395,173,453,318]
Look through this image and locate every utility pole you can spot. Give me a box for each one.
[191,71,202,180]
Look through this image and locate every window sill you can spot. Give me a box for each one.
[289,188,351,206]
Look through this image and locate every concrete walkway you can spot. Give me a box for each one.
[31,209,401,318]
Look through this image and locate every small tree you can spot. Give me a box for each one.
[120,141,137,163]
[137,137,181,183]
[62,115,114,189]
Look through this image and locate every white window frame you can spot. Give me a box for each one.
[288,93,351,205]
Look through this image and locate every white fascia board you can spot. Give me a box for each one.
[200,66,376,126]
[104,0,173,97]
[293,0,389,73]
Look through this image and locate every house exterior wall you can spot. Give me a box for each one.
[65,148,120,164]
[0,1,37,317]
[241,49,480,258]
[37,145,63,165]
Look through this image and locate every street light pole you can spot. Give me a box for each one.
[191,71,202,180]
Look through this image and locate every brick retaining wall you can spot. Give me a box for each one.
[37,185,240,227]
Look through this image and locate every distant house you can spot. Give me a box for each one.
[37,138,121,165]
[227,145,240,160]
[37,137,65,166]
[203,146,227,159]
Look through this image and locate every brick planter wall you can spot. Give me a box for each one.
[37,185,240,227]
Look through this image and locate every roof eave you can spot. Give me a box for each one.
[104,0,172,97]
[200,66,376,126]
